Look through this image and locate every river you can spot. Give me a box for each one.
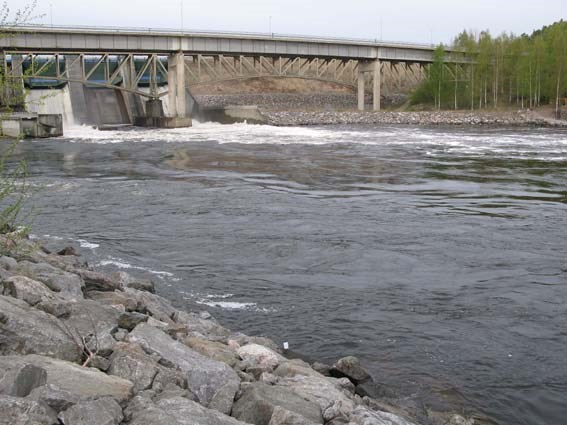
[11,122,567,425]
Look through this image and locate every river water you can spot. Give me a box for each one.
[12,122,567,425]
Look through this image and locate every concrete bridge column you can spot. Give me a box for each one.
[373,59,381,111]
[65,55,90,124]
[357,59,381,112]
[357,68,365,111]
[168,51,186,118]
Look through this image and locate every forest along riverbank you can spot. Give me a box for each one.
[261,110,567,127]
[0,234,479,425]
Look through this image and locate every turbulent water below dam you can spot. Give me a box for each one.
[11,122,567,425]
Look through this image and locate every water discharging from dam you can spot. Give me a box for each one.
[12,122,567,425]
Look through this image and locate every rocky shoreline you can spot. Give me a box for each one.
[0,233,478,425]
[261,110,567,128]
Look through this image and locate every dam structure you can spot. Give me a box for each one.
[1,25,464,127]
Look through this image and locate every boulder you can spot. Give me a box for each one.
[0,256,17,270]
[35,299,72,318]
[349,406,417,425]
[58,397,123,425]
[128,323,239,414]
[311,362,331,376]
[238,343,287,370]
[2,275,58,305]
[118,312,148,331]
[125,288,177,323]
[0,355,133,403]
[108,342,159,393]
[330,357,371,384]
[59,300,121,357]
[74,269,122,292]
[183,336,239,367]
[86,290,138,311]
[277,375,356,421]
[151,366,187,392]
[269,406,321,425]
[0,363,47,397]
[112,271,155,293]
[27,384,81,412]
[14,261,84,301]
[232,382,323,425]
[230,333,282,353]
[275,360,325,379]
[0,395,58,425]
[174,310,231,341]
[128,396,250,425]
[0,296,81,361]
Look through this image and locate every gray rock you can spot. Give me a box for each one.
[269,406,321,425]
[74,269,122,292]
[0,355,133,403]
[128,323,239,414]
[14,261,84,301]
[2,275,58,305]
[349,406,417,425]
[113,329,129,341]
[0,295,81,361]
[230,333,282,353]
[330,357,371,384]
[86,290,138,311]
[88,355,110,372]
[27,384,81,412]
[232,383,323,425]
[118,312,148,331]
[0,395,58,425]
[35,299,72,318]
[108,342,159,393]
[152,366,187,392]
[60,300,121,357]
[0,256,17,270]
[58,397,123,425]
[183,336,239,367]
[0,363,47,397]
[125,288,177,323]
[277,375,356,421]
[128,396,250,425]
[238,343,287,370]
[112,271,155,293]
[275,360,324,379]
[246,365,275,380]
[174,310,231,341]
[311,362,331,376]
[153,383,194,402]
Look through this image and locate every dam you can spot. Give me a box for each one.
[0,25,465,131]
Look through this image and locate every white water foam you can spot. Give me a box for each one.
[182,291,273,313]
[57,120,567,161]
[96,256,175,280]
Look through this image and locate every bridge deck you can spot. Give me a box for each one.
[1,25,447,63]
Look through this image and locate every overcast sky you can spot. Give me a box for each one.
[10,0,567,44]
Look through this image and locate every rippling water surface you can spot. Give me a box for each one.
[13,122,567,425]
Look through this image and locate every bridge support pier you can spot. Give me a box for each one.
[168,51,186,118]
[357,59,381,112]
[65,55,91,125]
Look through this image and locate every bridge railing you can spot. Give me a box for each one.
[1,24,439,50]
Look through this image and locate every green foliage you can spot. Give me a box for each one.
[0,1,38,234]
[0,141,30,234]
[411,21,567,114]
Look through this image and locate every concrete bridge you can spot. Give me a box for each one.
[1,25,463,124]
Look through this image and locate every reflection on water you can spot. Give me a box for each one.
[12,123,567,425]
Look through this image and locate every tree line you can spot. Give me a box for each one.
[411,20,567,117]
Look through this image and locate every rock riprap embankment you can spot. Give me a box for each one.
[262,110,567,127]
[0,234,476,425]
